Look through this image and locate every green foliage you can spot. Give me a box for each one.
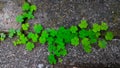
[92,23,101,32]
[26,11,35,19]
[79,29,89,39]
[33,24,43,33]
[19,34,28,44]
[70,26,78,33]
[22,2,30,11]
[27,32,38,42]
[8,28,16,38]
[48,54,57,64]
[16,15,24,23]
[0,33,6,41]
[98,39,107,48]
[71,37,79,46]
[30,5,37,12]
[105,31,114,40]
[81,38,92,53]
[22,23,29,31]
[26,42,35,51]
[78,20,88,29]
[2,2,115,64]
[100,22,108,30]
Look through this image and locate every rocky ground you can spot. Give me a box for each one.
[0,0,120,68]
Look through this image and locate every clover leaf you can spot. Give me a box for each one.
[78,20,88,29]
[22,2,30,11]
[98,39,107,48]
[26,11,34,19]
[39,36,46,44]
[33,24,43,33]
[27,32,38,42]
[71,37,79,46]
[30,5,37,12]
[16,15,24,23]
[105,31,114,40]
[79,29,89,39]
[81,38,92,53]
[92,23,101,32]
[26,42,35,51]
[19,34,28,44]
[48,54,57,64]
[22,23,29,31]
[48,28,57,37]
[70,26,78,33]
[100,22,108,30]
[8,28,16,38]
[16,29,22,36]
[13,39,21,46]
[0,33,6,41]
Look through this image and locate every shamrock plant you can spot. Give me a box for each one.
[33,24,43,33]
[0,1,115,65]
[0,33,6,41]
[8,28,16,38]
[22,23,29,31]
[78,19,88,29]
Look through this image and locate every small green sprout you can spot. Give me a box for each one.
[16,15,24,23]
[100,22,108,30]
[81,38,92,53]
[0,33,6,41]
[70,26,78,33]
[30,5,37,12]
[26,11,34,19]
[105,31,114,40]
[8,28,16,38]
[27,32,38,42]
[78,20,88,29]
[22,2,30,11]
[79,29,89,39]
[48,54,57,64]
[26,42,35,51]
[19,34,28,44]
[98,39,107,48]
[22,23,29,31]
[33,24,43,33]
[71,37,79,46]
[92,23,101,32]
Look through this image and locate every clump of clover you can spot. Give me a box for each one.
[0,1,115,65]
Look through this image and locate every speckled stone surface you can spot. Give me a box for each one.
[0,0,120,68]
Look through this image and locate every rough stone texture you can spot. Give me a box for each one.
[0,0,120,68]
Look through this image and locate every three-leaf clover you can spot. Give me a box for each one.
[92,23,101,32]
[9,28,16,38]
[30,5,37,12]
[98,39,107,48]
[22,23,29,31]
[22,2,30,11]
[26,42,35,51]
[48,54,57,64]
[0,33,6,41]
[79,29,89,39]
[100,22,108,30]
[71,37,79,46]
[33,24,43,33]
[78,20,88,29]
[27,32,38,42]
[70,26,78,33]
[16,15,24,23]
[105,31,114,40]
[81,38,92,53]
